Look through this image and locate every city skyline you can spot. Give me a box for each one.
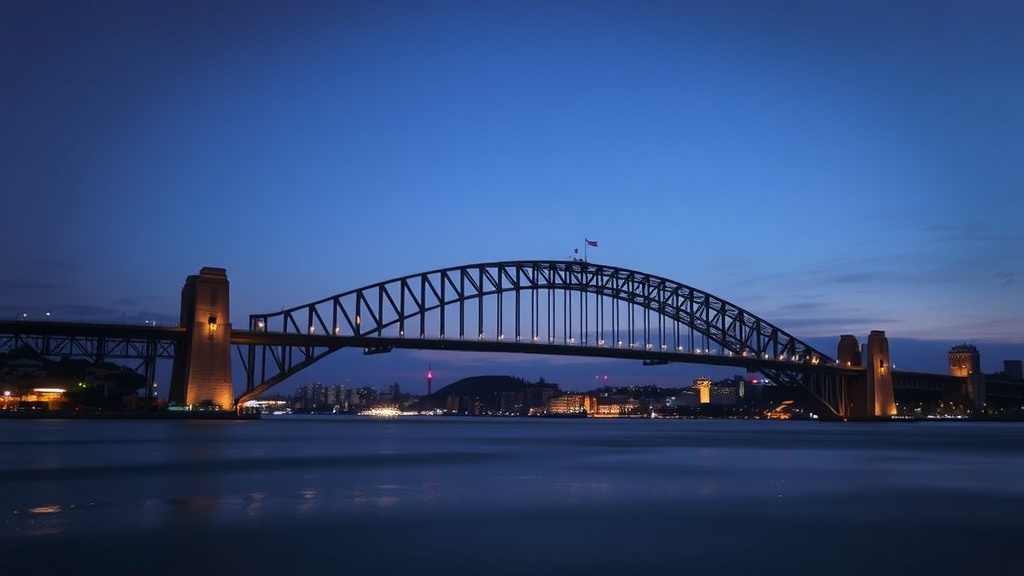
[3,1,1021,393]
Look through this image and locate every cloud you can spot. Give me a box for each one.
[772,297,840,313]
[827,271,876,284]
[924,222,1023,245]
[772,316,904,338]
[994,271,1020,287]
[0,280,63,291]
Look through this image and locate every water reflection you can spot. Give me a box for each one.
[296,489,319,515]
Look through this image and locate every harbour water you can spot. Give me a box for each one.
[2,416,1023,575]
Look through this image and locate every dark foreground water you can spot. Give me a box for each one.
[1,416,1022,575]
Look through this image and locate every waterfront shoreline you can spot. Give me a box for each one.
[0,410,260,420]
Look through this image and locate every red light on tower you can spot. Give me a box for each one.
[427,366,433,396]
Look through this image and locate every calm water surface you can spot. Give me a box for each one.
[2,416,1022,575]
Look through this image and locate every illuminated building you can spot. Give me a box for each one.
[948,344,985,408]
[546,393,597,415]
[693,377,712,404]
[595,396,637,417]
[710,382,740,405]
[948,344,981,377]
[23,387,66,410]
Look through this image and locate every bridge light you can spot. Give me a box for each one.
[478,332,484,340]
[335,326,341,335]
[208,315,218,334]
[309,326,315,334]
[499,334,504,340]
[400,330,404,337]
[677,346,683,352]
[569,337,575,345]
[256,319,265,330]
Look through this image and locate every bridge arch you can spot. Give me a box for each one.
[239,260,841,410]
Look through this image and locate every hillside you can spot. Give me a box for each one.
[429,375,532,398]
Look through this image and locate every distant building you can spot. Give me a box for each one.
[674,388,700,407]
[948,344,985,408]
[1003,360,1023,381]
[595,395,638,417]
[949,344,981,377]
[546,393,597,415]
[499,391,525,415]
[710,381,740,405]
[1,358,46,382]
[293,382,350,412]
[693,377,713,404]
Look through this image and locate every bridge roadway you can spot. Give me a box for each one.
[0,320,184,340]
[2,319,855,374]
[0,320,183,358]
[229,329,860,376]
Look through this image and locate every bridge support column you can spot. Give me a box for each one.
[839,332,896,419]
[865,330,897,418]
[168,267,234,409]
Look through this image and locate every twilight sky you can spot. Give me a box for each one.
[2,0,1022,393]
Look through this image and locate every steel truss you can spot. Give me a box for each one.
[0,323,182,400]
[240,260,846,413]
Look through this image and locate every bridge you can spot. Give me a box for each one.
[1,262,1016,419]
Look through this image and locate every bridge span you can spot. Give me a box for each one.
[2,262,1008,420]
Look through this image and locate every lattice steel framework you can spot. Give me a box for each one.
[0,322,181,400]
[240,260,848,413]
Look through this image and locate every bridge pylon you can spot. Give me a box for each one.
[840,331,897,419]
[168,267,234,409]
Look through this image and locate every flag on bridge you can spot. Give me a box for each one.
[583,238,598,262]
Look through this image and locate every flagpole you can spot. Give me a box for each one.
[584,238,588,263]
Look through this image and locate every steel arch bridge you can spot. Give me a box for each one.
[237,260,856,415]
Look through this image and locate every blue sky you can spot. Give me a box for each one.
[2,1,1022,393]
